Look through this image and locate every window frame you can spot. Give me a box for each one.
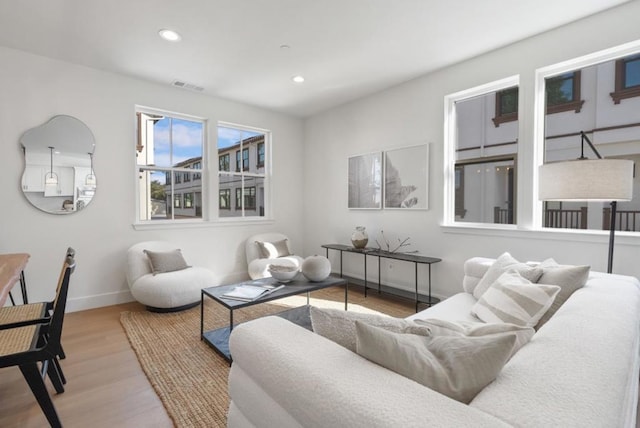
[611,54,640,104]
[533,41,640,231]
[219,189,231,210]
[257,142,265,168]
[492,86,518,127]
[545,71,585,114]
[218,122,271,221]
[135,106,206,226]
[443,75,520,229]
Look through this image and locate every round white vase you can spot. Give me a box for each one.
[301,255,331,282]
[351,226,368,249]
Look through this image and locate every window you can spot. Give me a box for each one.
[546,71,584,114]
[444,77,519,226]
[219,154,230,172]
[492,87,518,127]
[136,108,204,222]
[539,49,640,232]
[257,142,265,167]
[184,192,193,208]
[193,162,201,180]
[219,189,231,210]
[218,124,269,218]
[242,148,249,171]
[235,187,256,210]
[611,54,640,104]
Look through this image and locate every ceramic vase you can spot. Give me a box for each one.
[351,226,368,249]
[301,255,331,282]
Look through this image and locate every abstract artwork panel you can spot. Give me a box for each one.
[348,152,382,209]
[384,144,429,210]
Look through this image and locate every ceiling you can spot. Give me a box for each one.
[0,0,631,117]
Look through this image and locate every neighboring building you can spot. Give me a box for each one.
[160,134,266,219]
[455,53,640,230]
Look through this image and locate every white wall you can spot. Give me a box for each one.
[302,1,640,300]
[0,46,304,311]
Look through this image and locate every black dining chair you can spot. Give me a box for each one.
[0,248,75,330]
[0,254,75,428]
[0,247,75,385]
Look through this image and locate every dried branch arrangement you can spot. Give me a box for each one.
[374,230,417,253]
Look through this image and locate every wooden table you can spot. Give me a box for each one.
[0,253,30,306]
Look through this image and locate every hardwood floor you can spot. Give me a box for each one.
[0,286,415,428]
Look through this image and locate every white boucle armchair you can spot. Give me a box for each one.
[126,241,218,312]
[245,233,304,279]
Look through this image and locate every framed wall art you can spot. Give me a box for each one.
[348,152,382,209]
[383,144,429,210]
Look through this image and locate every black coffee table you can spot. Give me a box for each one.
[200,275,348,363]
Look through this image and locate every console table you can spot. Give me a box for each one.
[322,244,440,312]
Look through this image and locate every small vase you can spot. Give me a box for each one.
[351,226,368,249]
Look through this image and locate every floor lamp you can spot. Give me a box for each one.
[539,131,634,273]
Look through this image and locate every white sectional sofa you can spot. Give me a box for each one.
[227,256,640,427]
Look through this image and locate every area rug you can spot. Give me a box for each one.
[120,294,384,427]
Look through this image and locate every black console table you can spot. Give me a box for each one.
[322,244,441,312]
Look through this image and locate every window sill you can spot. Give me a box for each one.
[546,99,584,114]
[133,217,274,231]
[441,223,640,246]
[610,86,640,104]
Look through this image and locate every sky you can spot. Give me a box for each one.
[151,119,261,167]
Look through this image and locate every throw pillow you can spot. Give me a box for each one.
[413,318,534,360]
[355,321,516,404]
[256,239,291,259]
[143,249,190,275]
[471,270,560,327]
[309,306,431,352]
[534,258,590,329]
[472,252,543,300]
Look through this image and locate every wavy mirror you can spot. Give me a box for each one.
[20,115,96,214]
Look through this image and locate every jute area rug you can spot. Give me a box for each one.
[120,292,384,428]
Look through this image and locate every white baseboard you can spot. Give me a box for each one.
[66,290,134,313]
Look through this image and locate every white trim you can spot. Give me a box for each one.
[532,39,640,231]
[443,75,520,226]
[441,223,640,247]
[132,218,275,231]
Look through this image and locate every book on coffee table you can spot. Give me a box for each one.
[221,284,285,302]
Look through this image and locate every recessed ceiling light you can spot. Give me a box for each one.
[292,75,305,83]
[159,29,181,42]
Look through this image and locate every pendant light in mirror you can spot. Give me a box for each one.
[44,146,58,185]
[85,152,96,186]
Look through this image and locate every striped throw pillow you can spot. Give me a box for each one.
[471,270,560,328]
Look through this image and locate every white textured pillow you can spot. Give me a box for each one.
[534,258,590,329]
[355,321,516,404]
[310,307,431,352]
[256,239,291,259]
[471,270,560,327]
[473,252,543,300]
[414,318,534,360]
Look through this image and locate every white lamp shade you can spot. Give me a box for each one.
[539,159,634,201]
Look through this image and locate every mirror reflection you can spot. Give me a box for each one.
[20,115,96,215]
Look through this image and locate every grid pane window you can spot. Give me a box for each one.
[543,57,640,231]
[136,110,204,221]
[218,125,268,218]
[452,85,519,224]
